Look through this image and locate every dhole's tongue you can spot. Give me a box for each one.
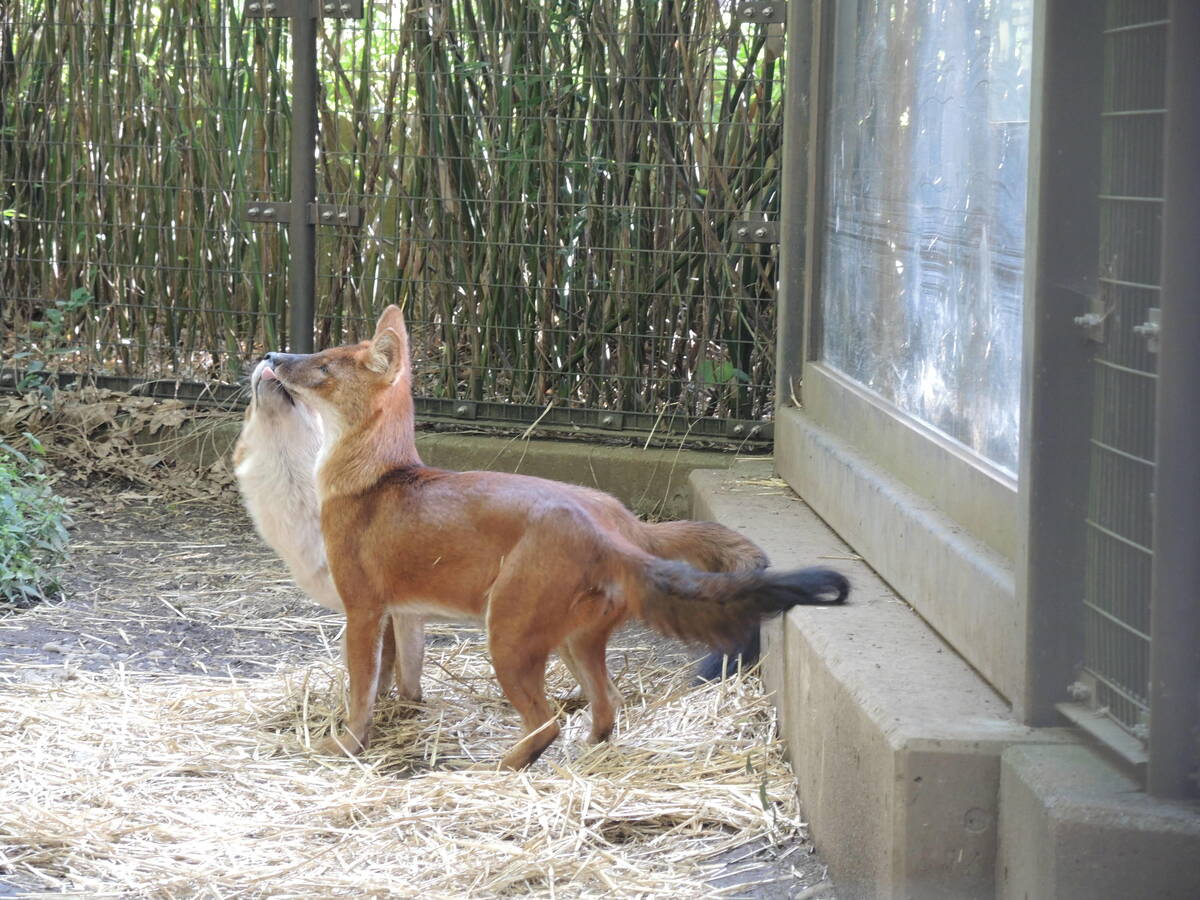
[260,365,278,382]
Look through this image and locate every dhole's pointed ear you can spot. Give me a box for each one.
[368,327,410,380]
[373,304,406,340]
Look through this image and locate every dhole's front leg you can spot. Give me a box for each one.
[317,606,385,757]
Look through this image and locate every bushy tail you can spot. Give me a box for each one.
[634,561,849,651]
[641,520,768,573]
[695,630,762,682]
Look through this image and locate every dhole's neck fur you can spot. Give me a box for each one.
[233,365,340,611]
[262,305,420,501]
[316,383,421,500]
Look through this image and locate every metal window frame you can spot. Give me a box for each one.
[1016,0,1105,728]
[774,0,1031,702]
[773,0,815,397]
[1147,0,1200,802]
[789,0,1023,543]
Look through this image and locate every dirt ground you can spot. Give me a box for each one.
[0,480,835,899]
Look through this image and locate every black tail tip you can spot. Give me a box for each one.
[775,566,849,605]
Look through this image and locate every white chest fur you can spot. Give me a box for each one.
[235,418,343,612]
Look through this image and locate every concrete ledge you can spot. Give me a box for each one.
[999,744,1200,900]
[774,406,1022,708]
[413,433,731,520]
[135,417,735,520]
[690,461,1067,900]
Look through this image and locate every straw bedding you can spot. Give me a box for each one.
[0,494,814,898]
[0,643,806,897]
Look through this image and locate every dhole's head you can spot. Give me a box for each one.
[237,358,323,454]
[267,305,412,435]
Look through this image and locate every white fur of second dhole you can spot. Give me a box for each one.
[233,359,425,703]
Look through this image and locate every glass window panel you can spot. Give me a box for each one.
[821,0,1034,474]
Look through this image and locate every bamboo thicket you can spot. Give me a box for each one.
[2,0,782,423]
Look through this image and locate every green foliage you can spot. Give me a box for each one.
[14,287,92,391]
[0,434,70,607]
[27,287,92,342]
[697,359,751,387]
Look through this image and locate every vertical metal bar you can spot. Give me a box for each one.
[1015,0,1104,724]
[774,1,814,404]
[1148,0,1200,801]
[799,0,834,369]
[288,9,317,353]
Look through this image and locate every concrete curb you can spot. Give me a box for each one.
[135,416,738,520]
[999,744,1200,900]
[689,461,1070,899]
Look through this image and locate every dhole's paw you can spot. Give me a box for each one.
[396,688,423,704]
[313,732,365,757]
[498,750,531,771]
[586,725,615,745]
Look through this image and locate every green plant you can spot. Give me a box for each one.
[0,434,70,606]
[14,287,93,391]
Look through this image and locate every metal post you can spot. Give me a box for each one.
[288,10,317,353]
[773,0,815,404]
[1015,0,1104,725]
[799,0,833,368]
[245,2,362,349]
[1147,0,1200,801]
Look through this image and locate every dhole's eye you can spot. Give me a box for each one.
[319,363,331,375]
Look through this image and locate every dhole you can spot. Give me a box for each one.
[268,306,848,769]
[233,358,424,701]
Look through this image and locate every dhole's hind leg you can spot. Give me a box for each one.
[375,614,397,700]
[487,517,618,768]
[564,622,623,744]
[390,613,425,702]
[317,606,385,757]
[490,641,559,770]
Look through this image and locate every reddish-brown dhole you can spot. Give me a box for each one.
[268,306,848,769]
[233,358,425,702]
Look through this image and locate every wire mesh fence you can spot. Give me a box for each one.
[2,0,783,441]
[1080,0,1167,740]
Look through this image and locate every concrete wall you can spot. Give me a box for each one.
[691,459,1200,899]
[691,462,1060,899]
[138,416,737,520]
[999,745,1200,900]
[773,405,1022,706]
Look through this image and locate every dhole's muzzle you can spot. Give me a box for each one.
[264,350,344,396]
[250,358,296,408]
[264,352,306,379]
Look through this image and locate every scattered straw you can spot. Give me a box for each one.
[1,631,805,898]
[0,459,815,897]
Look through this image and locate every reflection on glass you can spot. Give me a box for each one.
[821,0,1034,474]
